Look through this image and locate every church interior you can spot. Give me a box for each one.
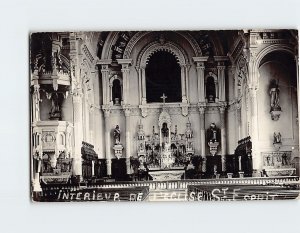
[30,30,300,195]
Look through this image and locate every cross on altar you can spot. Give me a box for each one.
[160,93,167,104]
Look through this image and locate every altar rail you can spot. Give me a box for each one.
[41,176,299,192]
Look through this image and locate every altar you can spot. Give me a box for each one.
[136,94,192,181]
[148,169,185,181]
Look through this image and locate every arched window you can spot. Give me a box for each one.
[206,76,216,102]
[112,79,122,105]
[145,51,181,103]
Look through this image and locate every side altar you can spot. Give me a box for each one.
[135,94,194,181]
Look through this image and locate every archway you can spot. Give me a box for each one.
[257,50,298,173]
[145,51,181,103]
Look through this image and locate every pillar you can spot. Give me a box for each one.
[32,84,41,122]
[249,87,260,175]
[136,67,142,105]
[124,108,131,175]
[238,156,242,171]
[92,160,95,176]
[217,65,226,102]
[103,109,112,176]
[180,65,187,103]
[235,102,242,141]
[141,67,147,104]
[185,65,190,102]
[117,59,132,105]
[100,64,110,105]
[193,57,209,102]
[72,92,83,178]
[219,105,227,172]
[296,54,299,124]
[198,105,206,172]
[195,62,206,102]
[69,32,84,180]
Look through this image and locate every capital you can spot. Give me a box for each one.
[218,103,227,114]
[217,65,226,71]
[123,105,131,117]
[102,106,111,118]
[235,101,241,110]
[101,65,110,72]
[198,103,207,114]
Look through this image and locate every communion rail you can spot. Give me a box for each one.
[42,176,299,192]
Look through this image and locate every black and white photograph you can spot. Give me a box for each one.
[30,30,300,202]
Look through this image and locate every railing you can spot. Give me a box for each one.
[42,176,300,192]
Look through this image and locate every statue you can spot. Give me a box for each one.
[137,121,145,140]
[185,122,193,139]
[207,123,219,143]
[161,122,169,138]
[49,92,61,120]
[113,125,121,145]
[273,132,282,144]
[269,80,280,110]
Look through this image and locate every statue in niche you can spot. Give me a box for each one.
[112,79,121,105]
[49,92,62,120]
[269,79,281,111]
[273,132,282,144]
[206,123,220,143]
[185,121,193,139]
[161,122,169,138]
[206,76,216,103]
[139,142,145,152]
[137,121,145,140]
[113,125,121,145]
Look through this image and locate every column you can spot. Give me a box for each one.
[136,67,142,105]
[180,65,187,103]
[117,59,132,105]
[32,84,41,122]
[101,64,109,105]
[219,105,227,172]
[89,105,95,145]
[195,63,206,102]
[217,65,226,102]
[124,108,131,175]
[235,102,242,141]
[249,87,259,175]
[72,92,83,178]
[296,55,299,124]
[185,65,190,102]
[103,109,112,176]
[238,156,242,171]
[122,66,130,104]
[141,67,147,104]
[193,57,209,102]
[198,105,207,172]
[92,160,95,176]
[109,83,113,104]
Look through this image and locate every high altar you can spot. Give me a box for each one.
[135,94,193,181]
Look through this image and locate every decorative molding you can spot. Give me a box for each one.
[82,44,95,65]
[137,41,188,67]
[123,31,202,60]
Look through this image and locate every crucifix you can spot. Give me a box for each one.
[160,93,168,104]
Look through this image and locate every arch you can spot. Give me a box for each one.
[138,41,188,68]
[205,71,218,83]
[255,44,295,68]
[123,31,202,59]
[100,32,120,60]
[249,44,295,89]
[109,75,123,105]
